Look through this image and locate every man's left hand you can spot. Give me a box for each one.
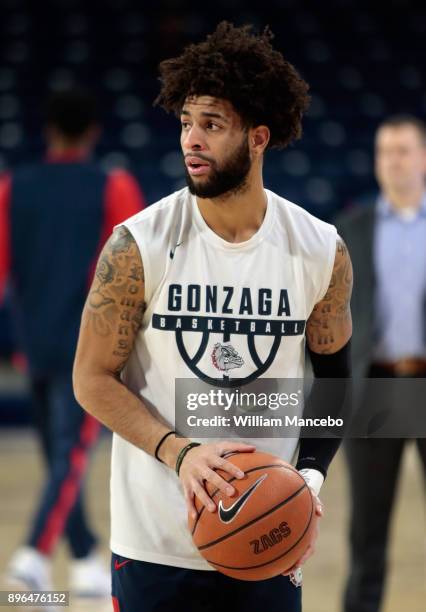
[282,490,323,576]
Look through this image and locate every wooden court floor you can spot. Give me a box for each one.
[0,430,424,612]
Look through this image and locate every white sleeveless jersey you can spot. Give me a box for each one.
[110,187,337,569]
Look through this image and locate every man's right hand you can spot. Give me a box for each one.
[163,440,256,520]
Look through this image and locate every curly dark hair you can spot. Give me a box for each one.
[155,21,311,150]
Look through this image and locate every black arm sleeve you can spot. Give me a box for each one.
[295,339,351,479]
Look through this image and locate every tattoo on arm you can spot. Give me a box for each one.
[86,226,146,372]
[306,237,353,354]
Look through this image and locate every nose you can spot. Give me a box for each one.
[182,125,205,151]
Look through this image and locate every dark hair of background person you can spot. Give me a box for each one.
[377,114,426,145]
[46,88,98,140]
[155,21,311,150]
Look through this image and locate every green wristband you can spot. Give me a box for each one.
[175,442,201,476]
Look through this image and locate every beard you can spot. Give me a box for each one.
[185,136,251,199]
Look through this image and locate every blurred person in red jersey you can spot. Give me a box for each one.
[0,87,145,597]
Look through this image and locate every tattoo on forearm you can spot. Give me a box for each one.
[306,237,353,354]
[86,226,146,371]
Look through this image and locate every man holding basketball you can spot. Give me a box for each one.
[73,22,353,611]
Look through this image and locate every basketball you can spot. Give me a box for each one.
[188,451,315,581]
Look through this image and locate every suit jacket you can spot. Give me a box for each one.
[334,203,376,379]
[334,201,426,379]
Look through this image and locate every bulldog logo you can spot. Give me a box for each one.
[211,343,244,372]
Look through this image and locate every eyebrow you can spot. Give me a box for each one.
[181,109,229,123]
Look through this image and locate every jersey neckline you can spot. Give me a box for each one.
[190,189,276,252]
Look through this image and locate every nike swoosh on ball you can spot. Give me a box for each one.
[218,474,268,524]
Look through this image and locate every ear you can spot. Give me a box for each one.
[249,126,270,156]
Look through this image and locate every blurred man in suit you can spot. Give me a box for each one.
[335,115,426,612]
[0,88,145,596]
